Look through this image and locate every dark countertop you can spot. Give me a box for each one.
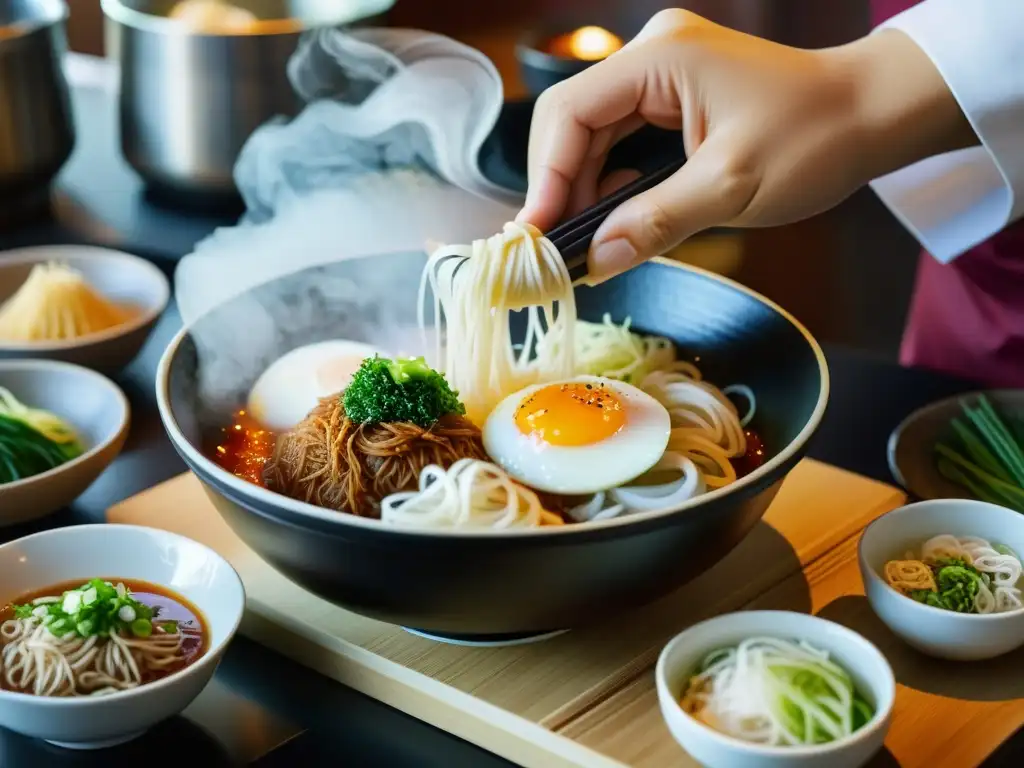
[1,58,1021,768]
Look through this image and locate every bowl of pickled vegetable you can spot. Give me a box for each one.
[0,360,130,525]
[656,610,895,768]
[860,498,1024,661]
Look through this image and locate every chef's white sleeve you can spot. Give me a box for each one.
[869,0,1024,263]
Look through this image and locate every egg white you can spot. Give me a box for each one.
[247,339,383,431]
[482,375,671,495]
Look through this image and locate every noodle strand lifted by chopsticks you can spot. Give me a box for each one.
[263,395,488,518]
[420,222,576,425]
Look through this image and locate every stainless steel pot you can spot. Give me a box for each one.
[102,0,392,200]
[0,0,75,212]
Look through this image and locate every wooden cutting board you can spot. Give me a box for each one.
[109,459,919,767]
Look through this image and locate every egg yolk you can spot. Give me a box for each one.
[514,382,625,446]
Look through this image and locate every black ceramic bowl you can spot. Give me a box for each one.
[156,253,828,643]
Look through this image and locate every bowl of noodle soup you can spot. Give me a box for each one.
[157,230,827,643]
[859,498,1024,661]
[0,524,243,749]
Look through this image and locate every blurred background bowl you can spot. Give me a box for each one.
[859,498,1024,661]
[515,22,625,96]
[656,610,895,768]
[0,523,244,748]
[0,0,75,226]
[887,390,1024,502]
[0,359,130,525]
[156,252,828,642]
[0,244,170,373]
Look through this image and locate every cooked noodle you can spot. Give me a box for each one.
[0,262,132,342]
[381,458,564,529]
[420,222,576,425]
[263,395,488,518]
[1,604,184,697]
[883,560,938,594]
[566,364,755,522]
[539,313,678,384]
[891,534,1023,614]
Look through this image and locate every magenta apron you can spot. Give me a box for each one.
[874,0,1024,388]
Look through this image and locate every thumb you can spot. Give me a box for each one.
[586,139,756,281]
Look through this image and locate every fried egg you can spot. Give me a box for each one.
[482,376,670,495]
[247,340,383,431]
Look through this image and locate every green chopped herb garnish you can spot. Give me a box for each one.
[342,355,465,428]
[9,579,169,639]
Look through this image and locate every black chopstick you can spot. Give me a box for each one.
[546,157,686,278]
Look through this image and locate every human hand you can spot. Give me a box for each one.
[517,9,975,282]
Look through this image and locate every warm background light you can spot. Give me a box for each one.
[548,25,623,61]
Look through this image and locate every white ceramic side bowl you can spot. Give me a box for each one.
[656,611,895,768]
[0,245,170,374]
[859,498,1024,661]
[0,524,245,750]
[0,360,131,526]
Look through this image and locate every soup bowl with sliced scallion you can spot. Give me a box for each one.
[656,611,895,768]
[0,524,244,749]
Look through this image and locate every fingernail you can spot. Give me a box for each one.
[517,172,546,224]
[590,238,638,279]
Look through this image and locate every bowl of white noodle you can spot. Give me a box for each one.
[656,611,895,768]
[859,498,1024,661]
[156,229,828,643]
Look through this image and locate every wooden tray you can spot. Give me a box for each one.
[110,458,1010,768]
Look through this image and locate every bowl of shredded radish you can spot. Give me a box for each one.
[860,498,1024,661]
[656,611,894,768]
[0,245,169,374]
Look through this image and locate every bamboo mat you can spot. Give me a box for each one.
[107,458,996,768]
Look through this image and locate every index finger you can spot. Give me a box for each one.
[517,10,702,230]
[517,44,656,230]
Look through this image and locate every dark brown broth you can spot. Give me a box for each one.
[0,578,208,691]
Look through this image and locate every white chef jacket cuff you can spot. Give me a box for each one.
[868,0,1024,264]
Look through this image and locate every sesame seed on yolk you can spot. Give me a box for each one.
[514,382,625,447]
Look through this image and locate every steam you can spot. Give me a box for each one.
[171,167,518,437]
[181,250,433,434]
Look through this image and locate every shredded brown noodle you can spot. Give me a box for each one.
[263,394,488,518]
[883,560,938,595]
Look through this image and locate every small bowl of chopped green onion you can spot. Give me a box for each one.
[859,498,1024,661]
[656,610,895,768]
[0,360,130,525]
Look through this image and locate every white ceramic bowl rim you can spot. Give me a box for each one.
[656,611,896,758]
[0,360,130,492]
[860,498,1024,620]
[0,523,245,707]
[0,246,170,352]
[155,257,831,539]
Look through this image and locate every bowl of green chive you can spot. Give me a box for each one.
[888,390,1024,509]
[0,360,130,525]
